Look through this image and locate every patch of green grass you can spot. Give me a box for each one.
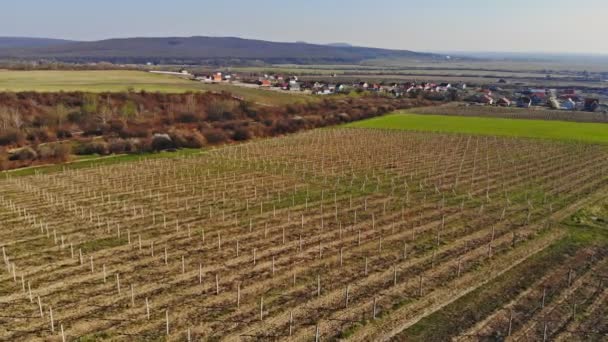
[2,148,204,177]
[0,70,201,93]
[347,113,608,144]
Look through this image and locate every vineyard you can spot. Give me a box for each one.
[1,128,607,341]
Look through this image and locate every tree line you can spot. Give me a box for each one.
[0,91,432,170]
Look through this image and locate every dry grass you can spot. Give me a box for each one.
[0,70,312,105]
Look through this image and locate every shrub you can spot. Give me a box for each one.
[81,93,99,114]
[202,128,230,144]
[38,143,72,161]
[9,146,38,161]
[107,119,126,134]
[81,122,105,136]
[151,133,175,151]
[169,129,206,148]
[206,99,237,121]
[239,101,258,119]
[108,138,134,154]
[138,137,154,153]
[37,144,55,159]
[176,112,199,123]
[67,111,88,123]
[119,125,149,138]
[0,129,25,146]
[53,143,72,161]
[0,152,8,170]
[56,127,73,139]
[75,140,110,155]
[26,127,54,143]
[120,100,138,119]
[233,127,252,141]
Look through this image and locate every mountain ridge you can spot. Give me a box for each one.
[0,37,77,49]
[0,36,442,65]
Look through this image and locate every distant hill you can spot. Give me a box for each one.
[0,36,441,65]
[326,43,354,48]
[0,37,77,49]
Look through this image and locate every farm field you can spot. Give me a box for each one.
[196,83,314,106]
[0,70,200,93]
[411,104,608,123]
[348,112,608,144]
[0,70,311,105]
[1,128,607,341]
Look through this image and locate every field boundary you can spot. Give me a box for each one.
[347,112,608,144]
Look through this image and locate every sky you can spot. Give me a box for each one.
[2,0,608,54]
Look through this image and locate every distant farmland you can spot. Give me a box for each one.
[348,112,608,144]
[1,128,607,340]
[0,70,311,105]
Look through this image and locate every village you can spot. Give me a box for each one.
[188,70,608,113]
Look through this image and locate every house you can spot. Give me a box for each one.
[196,75,214,83]
[559,94,581,102]
[561,98,576,110]
[479,95,494,105]
[436,83,452,92]
[213,73,223,82]
[289,80,301,91]
[561,89,577,96]
[528,88,546,93]
[584,98,600,112]
[531,92,547,106]
[313,82,324,90]
[424,83,437,91]
[497,97,511,107]
[518,96,532,108]
[260,79,272,87]
[314,87,334,95]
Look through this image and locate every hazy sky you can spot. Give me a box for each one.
[2,0,607,54]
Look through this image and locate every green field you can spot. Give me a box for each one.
[348,112,608,144]
[0,70,311,105]
[0,70,203,92]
